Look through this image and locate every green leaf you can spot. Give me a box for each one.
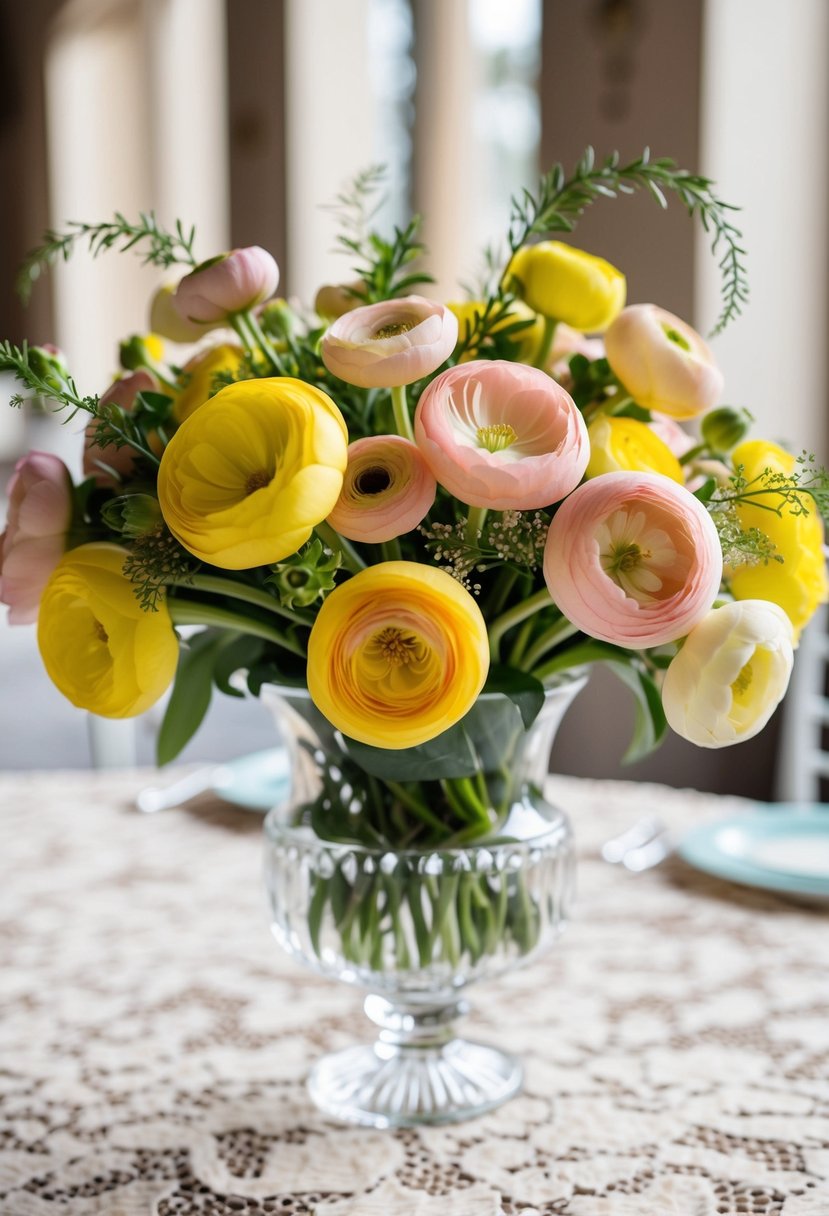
[605,661,668,764]
[693,477,717,504]
[484,665,545,729]
[343,722,478,781]
[156,629,224,765]
[537,639,627,679]
[213,635,265,698]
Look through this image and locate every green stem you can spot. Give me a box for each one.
[380,538,402,562]
[244,308,284,374]
[533,315,557,370]
[488,587,554,661]
[484,567,518,618]
[315,520,366,572]
[173,573,311,628]
[390,383,414,442]
[521,618,579,671]
[385,781,446,835]
[507,617,535,666]
[466,504,488,544]
[230,312,258,356]
[168,597,305,656]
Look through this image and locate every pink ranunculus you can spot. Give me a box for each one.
[327,435,436,543]
[173,246,279,324]
[543,471,723,647]
[604,304,724,420]
[414,359,589,510]
[320,295,458,389]
[83,370,158,486]
[0,452,73,624]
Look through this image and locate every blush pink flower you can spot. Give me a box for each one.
[543,471,723,647]
[414,359,589,510]
[604,304,724,420]
[174,246,279,323]
[0,452,73,624]
[83,371,158,486]
[327,435,436,543]
[320,295,458,389]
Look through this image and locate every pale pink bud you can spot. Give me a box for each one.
[647,416,696,459]
[149,283,218,342]
[173,247,279,324]
[605,304,724,420]
[83,370,158,486]
[320,295,458,389]
[544,471,723,647]
[327,435,436,543]
[414,359,589,510]
[0,452,73,624]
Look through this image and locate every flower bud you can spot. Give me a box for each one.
[267,539,341,609]
[259,299,297,342]
[150,284,218,343]
[314,280,365,322]
[119,333,164,372]
[700,406,752,453]
[100,494,164,538]
[174,247,279,324]
[508,241,626,332]
[26,345,69,392]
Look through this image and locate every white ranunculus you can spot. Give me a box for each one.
[662,599,795,748]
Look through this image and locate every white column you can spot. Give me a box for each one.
[697,0,829,460]
[284,0,376,304]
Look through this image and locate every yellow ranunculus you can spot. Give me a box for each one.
[173,343,246,424]
[307,561,489,749]
[585,415,684,483]
[448,298,545,364]
[158,377,348,569]
[729,440,828,638]
[508,241,626,332]
[37,543,178,717]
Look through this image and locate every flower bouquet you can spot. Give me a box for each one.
[2,149,826,1126]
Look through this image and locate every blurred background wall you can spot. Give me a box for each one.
[1,0,827,795]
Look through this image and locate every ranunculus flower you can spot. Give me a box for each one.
[327,435,436,543]
[544,471,723,647]
[173,343,246,424]
[174,247,279,324]
[508,241,626,332]
[585,415,683,484]
[157,377,348,569]
[414,360,589,510]
[448,298,545,364]
[84,370,158,486]
[728,440,828,639]
[307,561,489,749]
[150,284,219,342]
[37,543,178,717]
[314,280,365,321]
[648,416,696,459]
[0,452,73,624]
[662,599,794,747]
[604,304,724,420]
[320,295,458,389]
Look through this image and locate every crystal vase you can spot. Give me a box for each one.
[261,674,586,1128]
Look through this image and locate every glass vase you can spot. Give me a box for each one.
[261,674,586,1128]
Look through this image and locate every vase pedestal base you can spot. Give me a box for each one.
[307,995,523,1127]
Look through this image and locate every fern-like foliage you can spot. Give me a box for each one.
[17,213,197,303]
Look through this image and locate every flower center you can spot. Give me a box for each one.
[476,422,518,453]
[93,619,109,644]
[731,660,753,700]
[245,469,271,496]
[662,324,691,351]
[373,626,419,666]
[596,509,680,605]
[355,465,392,495]
[373,321,415,339]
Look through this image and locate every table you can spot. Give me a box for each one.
[1,770,827,1216]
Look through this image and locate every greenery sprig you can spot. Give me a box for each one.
[713,456,829,527]
[16,212,197,303]
[328,165,433,302]
[505,146,748,337]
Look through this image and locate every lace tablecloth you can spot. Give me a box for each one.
[1,769,828,1216]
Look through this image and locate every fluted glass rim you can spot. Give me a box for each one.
[259,668,588,706]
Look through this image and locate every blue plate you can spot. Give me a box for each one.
[210,748,291,813]
[678,805,829,899]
